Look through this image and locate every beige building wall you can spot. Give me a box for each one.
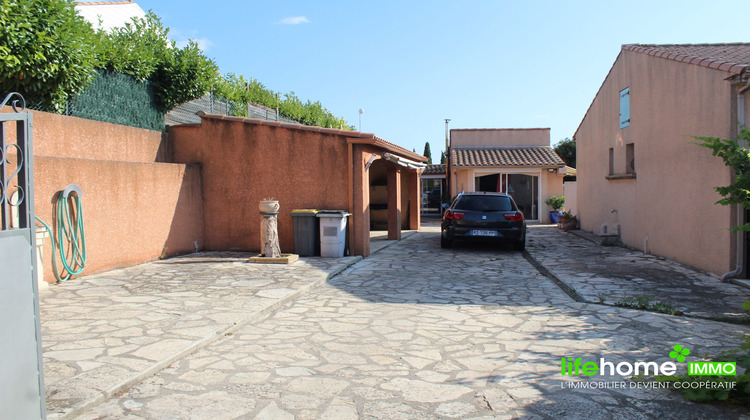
[451,128,550,147]
[575,49,737,275]
[543,169,564,214]
[563,181,577,216]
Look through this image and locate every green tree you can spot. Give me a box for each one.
[96,12,218,111]
[423,142,433,164]
[152,40,219,111]
[440,151,446,164]
[0,0,98,111]
[554,137,576,168]
[94,11,171,81]
[213,73,351,129]
[697,129,750,231]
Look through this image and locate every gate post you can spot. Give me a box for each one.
[0,92,46,419]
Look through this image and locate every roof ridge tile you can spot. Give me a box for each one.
[622,43,750,75]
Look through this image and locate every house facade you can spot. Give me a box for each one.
[575,43,750,276]
[448,128,566,223]
[75,0,146,31]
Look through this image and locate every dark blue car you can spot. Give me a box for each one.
[441,192,526,250]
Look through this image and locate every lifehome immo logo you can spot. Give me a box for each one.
[559,345,737,390]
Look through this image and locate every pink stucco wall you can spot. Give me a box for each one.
[30,110,169,162]
[34,158,203,282]
[170,118,352,253]
[9,109,204,283]
[575,49,737,275]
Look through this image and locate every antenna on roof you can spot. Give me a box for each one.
[445,119,451,151]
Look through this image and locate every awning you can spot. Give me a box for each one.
[383,153,427,170]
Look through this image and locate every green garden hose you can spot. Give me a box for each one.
[35,184,87,282]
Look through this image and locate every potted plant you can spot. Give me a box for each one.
[259,198,279,213]
[558,210,578,231]
[544,196,565,223]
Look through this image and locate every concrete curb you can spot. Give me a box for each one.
[54,256,363,420]
[522,250,585,302]
[729,278,750,290]
[369,230,419,255]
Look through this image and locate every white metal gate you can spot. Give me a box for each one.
[0,93,46,419]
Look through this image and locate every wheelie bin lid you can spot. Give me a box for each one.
[291,209,319,215]
[316,210,351,217]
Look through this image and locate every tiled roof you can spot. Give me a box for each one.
[423,164,446,175]
[623,43,750,75]
[451,146,565,167]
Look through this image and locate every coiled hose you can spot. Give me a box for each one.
[35,184,86,282]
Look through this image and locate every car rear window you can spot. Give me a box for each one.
[453,195,514,211]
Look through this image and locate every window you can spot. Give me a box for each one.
[619,87,630,128]
[626,143,635,174]
[609,148,614,175]
[454,195,513,212]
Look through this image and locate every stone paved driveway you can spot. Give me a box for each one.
[72,227,749,419]
[525,225,750,320]
[41,253,361,418]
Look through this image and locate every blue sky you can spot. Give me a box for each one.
[132,0,747,157]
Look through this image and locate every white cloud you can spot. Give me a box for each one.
[176,38,214,52]
[278,16,310,25]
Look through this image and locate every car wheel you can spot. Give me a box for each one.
[441,235,452,249]
[513,238,525,251]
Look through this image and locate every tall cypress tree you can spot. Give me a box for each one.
[423,142,433,164]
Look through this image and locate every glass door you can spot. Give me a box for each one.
[421,178,444,214]
[507,174,538,220]
[473,173,539,220]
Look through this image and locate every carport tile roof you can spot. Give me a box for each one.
[451,146,565,167]
[423,164,446,175]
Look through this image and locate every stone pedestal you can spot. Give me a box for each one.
[260,211,281,258]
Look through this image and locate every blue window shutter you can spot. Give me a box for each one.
[620,87,630,128]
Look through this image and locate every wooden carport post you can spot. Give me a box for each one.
[409,169,421,230]
[387,165,402,240]
[349,143,371,257]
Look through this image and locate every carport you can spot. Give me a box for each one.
[170,112,427,257]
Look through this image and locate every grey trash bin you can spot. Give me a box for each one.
[291,209,320,256]
[316,210,351,257]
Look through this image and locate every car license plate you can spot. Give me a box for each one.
[470,230,497,237]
